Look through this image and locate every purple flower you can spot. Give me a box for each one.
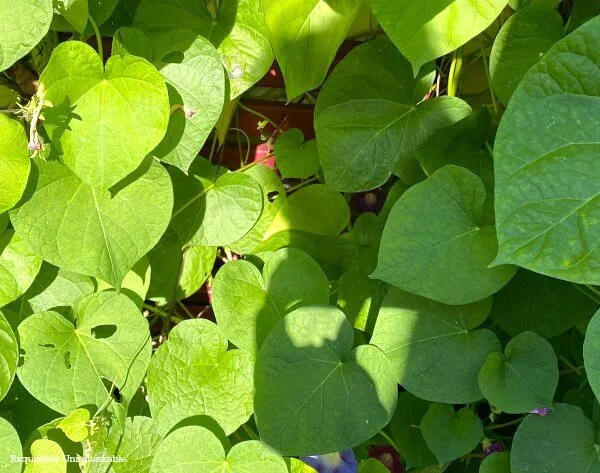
[483,442,504,456]
[301,450,357,473]
[529,407,549,416]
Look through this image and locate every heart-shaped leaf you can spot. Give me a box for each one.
[493,16,600,284]
[40,41,170,190]
[0,313,18,403]
[17,291,152,414]
[511,404,600,473]
[421,404,483,464]
[479,331,559,413]
[315,39,471,192]
[255,306,397,456]
[0,0,53,71]
[0,417,21,473]
[370,288,501,404]
[169,159,263,247]
[373,165,516,305]
[149,30,225,172]
[0,115,30,215]
[135,0,273,99]
[369,0,508,75]
[24,439,66,473]
[147,319,254,437]
[213,248,330,354]
[106,416,161,473]
[0,230,43,308]
[11,159,173,288]
[150,425,288,473]
[274,129,320,180]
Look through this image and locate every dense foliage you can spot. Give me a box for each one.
[1,0,600,472]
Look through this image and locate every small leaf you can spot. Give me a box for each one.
[213,248,330,354]
[0,115,30,215]
[56,407,90,442]
[52,0,89,33]
[150,425,288,473]
[478,331,559,413]
[147,319,254,437]
[370,288,500,403]
[24,439,66,473]
[17,291,151,414]
[274,129,320,180]
[421,403,483,465]
[255,306,397,455]
[480,452,511,473]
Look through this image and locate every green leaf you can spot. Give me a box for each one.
[149,30,225,172]
[169,159,263,247]
[112,26,152,58]
[52,0,89,33]
[511,404,600,473]
[490,269,597,338]
[369,0,508,75]
[373,165,516,305]
[274,129,320,180]
[107,416,161,473]
[265,184,350,237]
[0,230,43,308]
[151,425,287,473]
[490,5,565,105]
[421,404,483,464]
[509,0,560,10]
[147,232,215,307]
[0,417,21,473]
[370,288,500,403]
[493,16,600,284]
[390,392,437,470]
[0,313,18,403]
[229,165,287,254]
[583,309,600,404]
[11,159,173,288]
[56,407,90,442]
[358,459,389,473]
[96,257,151,308]
[0,115,30,215]
[88,0,120,26]
[263,0,363,99]
[39,41,170,190]
[567,0,600,33]
[480,452,511,473]
[135,0,273,99]
[479,331,559,413]
[24,439,66,473]
[148,319,254,437]
[315,39,472,192]
[0,0,53,72]
[288,458,318,473]
[255,306,397,456]
[213,248,330,354]
[17,291,151,414]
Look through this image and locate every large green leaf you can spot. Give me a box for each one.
[0,0,53,72]
[0,115,30,215]
[370,288,500,404]
[11,159,172,288]
[0,230,42,309]
[490,269,597,338]
[263,0,363,99]
[490,5,565,105]
[0,313,18,404]
[389,393,437,470]
[150,426,287,473]
[478,331,559,413]
[213,248,329,355]
[106,416,161,473]
[372,165,516,305]
[511,404,600,473]
[369,0,508,74]
[421,404,483,464]
[583,309,600,404]
[17,291,152,414]
[147,319,254,437]
[135,0,273,99]
[39,41,169,190]
[148,30,225,172]
[0,417,21,473]
[493,16,600,284]
[255,306,397,456]
[315,39,471,192]
[169,159,263,247]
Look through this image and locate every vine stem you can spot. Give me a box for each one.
[560,365,585,375]
[238,102,278,128]
[377,430,401,453]
[559,354,585,376]
[241,424,259,441]
[176,300,194,319]
[479,38,498,117]
[286,176,319,194]
[142,302,185,322]
[88,15,103,60]
[484,417,525,431]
